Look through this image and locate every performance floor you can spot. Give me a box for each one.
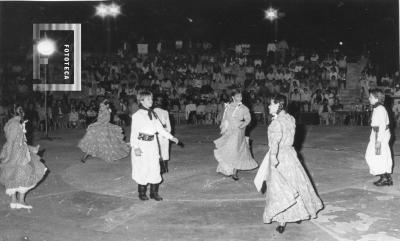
[0,124,400,241]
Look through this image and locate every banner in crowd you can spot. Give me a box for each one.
[32,23,81,91]
[137,44,148,54]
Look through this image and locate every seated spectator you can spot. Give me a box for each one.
[318,99,332,125]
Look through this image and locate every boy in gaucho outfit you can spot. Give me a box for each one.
[130,91,179,201]
[365,89,393,186]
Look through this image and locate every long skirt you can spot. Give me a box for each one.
[78,122,130,163]
[214,127,258,175]
[365,129,392,175]
[0,150,47,195]
[262,146,323,224]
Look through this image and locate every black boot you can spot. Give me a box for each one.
[376,173,393,186]
[231,170,239,181]
[138,185,149,201]
[373,175,384,186]
[276,224,286,233]
[150,184,163,201]
[80,153,89,163]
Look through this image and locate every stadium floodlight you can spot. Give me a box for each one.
[108,3,121,17]
[95,3,109,18]
[37,39,56,56]
[264,7,278,21]
[95,2,121,18]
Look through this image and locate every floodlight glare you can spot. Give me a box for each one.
[96,2,121,18]
[108,3,121,17]
[95,3,108,18]
[37,39,56,56]
[265,7,278,21]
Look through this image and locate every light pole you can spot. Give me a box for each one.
[264,7,279,41]
[95,2,121,55]
[37,38,55,140]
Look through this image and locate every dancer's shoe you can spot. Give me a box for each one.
[375,174,393,186]
[373,175,384,186]
[10,203,18,209]
[276,225,285,233]
[138,185,149,201]
[80,154,89,163]
[16,203,33,210]
[150,184,163,201]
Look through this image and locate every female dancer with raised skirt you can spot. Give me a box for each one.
[0,106,47,210]
[214,89,258,180]
[254,94,323,233]
[79,99,130,163]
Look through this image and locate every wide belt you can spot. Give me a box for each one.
[371,125,389,132]
[138,133,155,141]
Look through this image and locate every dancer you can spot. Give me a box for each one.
[0,106,47,210]
[365,89,393,186]
[153,96,172,173]
[254,94,323,233]
[130,91,179,201]
[214,89,258,181]
[79,99,130,163]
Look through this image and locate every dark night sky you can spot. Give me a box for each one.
[0,0,398,55]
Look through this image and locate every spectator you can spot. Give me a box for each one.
[253,98,265,121]
[68,106,79,128]
[185,99,197,124]
[196,100,206,124]
[392,99,400,127]
[319,99,332,125]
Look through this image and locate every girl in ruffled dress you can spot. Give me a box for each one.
[214,89,258,180]
[254,94,323,233]
[79,99,130,163]
[0,106,47,210]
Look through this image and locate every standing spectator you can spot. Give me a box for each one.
[196,101,206,124]
[68,106,79,128]
[185,99,197,124]
[392,99,400,127]
[318,99,332,125]
[301,87,312,112]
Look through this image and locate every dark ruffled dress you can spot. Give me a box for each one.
[78,102,130,163]
[0,116,47,195]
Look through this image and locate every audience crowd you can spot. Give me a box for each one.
[0,40,398,132]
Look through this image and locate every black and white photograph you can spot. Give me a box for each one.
[0,0,399,240]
